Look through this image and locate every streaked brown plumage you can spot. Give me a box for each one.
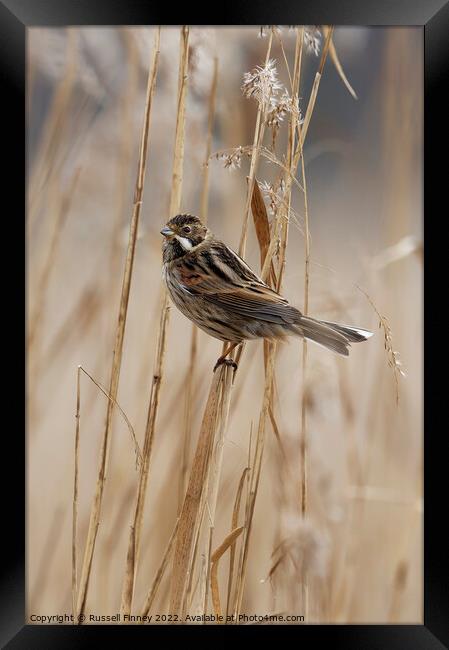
[161,214,372,368]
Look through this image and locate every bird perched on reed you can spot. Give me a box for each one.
[161,214,372,370]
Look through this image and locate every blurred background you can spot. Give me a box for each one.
[27,26,423,623]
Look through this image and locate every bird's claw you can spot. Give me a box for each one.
[213,357,238,373]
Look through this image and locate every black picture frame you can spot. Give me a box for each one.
[4,0,447,646]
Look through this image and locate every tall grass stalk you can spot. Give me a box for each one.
[225,466,249,618]
[276,27,303,291]
[234,27,304,618]
[238,31,273,258]
[72,363,145,613]
[298,135,311,616]
[200,358,233,614]
[120,25,190,617]
[298,27,333,617]
[210,526,244,619]
[169,32,277,618]
[299,147,310,517]
[179,56,219,511]
[300,27,334,147]
[28,26,421,626]
[234,343,277,618]
[140,518,180,618]
[169,364,234,616]
[107,31,140,305]
[72,366,81,617]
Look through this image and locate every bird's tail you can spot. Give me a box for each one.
[293,316,373,356]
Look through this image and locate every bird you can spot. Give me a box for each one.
[161,214,372,371]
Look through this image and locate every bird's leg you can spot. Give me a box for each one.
[213,342,239,372]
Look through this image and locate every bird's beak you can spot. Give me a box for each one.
[160,226,175,238]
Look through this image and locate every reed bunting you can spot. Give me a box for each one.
[161,214,372,370]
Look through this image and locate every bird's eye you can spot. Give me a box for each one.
[183,225,192,234]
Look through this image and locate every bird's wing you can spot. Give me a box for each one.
[173,240,301,324]
[203,288,300,324]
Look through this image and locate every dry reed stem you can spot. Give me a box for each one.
[259,207,283,282]
[256,156,304,282]
[225,467,249,618]
[120,290,169,616]
[274,29,293,89]
[120,25,191,616]
[251,178,277,286]
[169,364,232,616]
[72,364,144,618]
[75,27,161,621]
[298,146,310,617]
[330,46,357,92]
[300,27,334,147]
[234,26,333,619]
[72,367,81,618]
[184,501,206,612]
[233,33,305,615]
[276,27,303,292]
[325,27,358,100]
[238,30,273,257]
[28,26,421,627]
[178,323,198,513]
[233,31,274,364]
[299,147,310,515]
[268,403,288,464]
[234,343,277,618]
[293,26,335,521]
[107,30,140,301]
[123,25,189,613]
[210,527,244,620]
[98,484,135,611]
[169,26,190,217]
[140,518,180,618]
[201,526,214,616]
[78,366,143,464]
[200,363,234,614]
[167,24,339,622]
[294,30,335,617]
[188,362,233,616]
[170,33,274,618]
[200,57,219,223]
[179,55,218,511]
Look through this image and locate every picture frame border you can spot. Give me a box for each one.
[4,0,446,645]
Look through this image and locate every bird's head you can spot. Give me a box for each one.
[161,214,209,260]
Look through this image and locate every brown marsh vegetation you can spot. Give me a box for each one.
[27,26,423,624]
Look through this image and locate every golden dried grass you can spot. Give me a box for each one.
[28,26,423,626]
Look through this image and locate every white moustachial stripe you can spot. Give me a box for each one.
[175,235,193,251]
